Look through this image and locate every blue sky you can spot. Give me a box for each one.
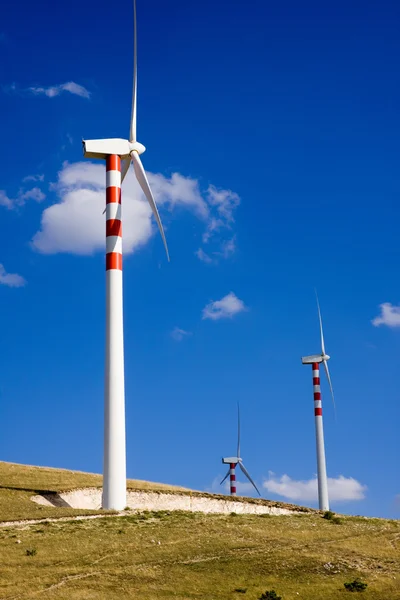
[0,0,399,518]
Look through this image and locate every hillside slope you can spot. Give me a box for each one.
[0,462,399,599]
[0,461,189,522]
[0,462,310,522]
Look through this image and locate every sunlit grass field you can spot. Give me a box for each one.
[0,462,398,599]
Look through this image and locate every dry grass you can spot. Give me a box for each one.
[0,462,312,523]
[0,462,399,599]
[0,461,188,522]
[0,511,399,599]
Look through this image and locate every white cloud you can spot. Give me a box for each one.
[32,162,151,255]
[0,191,13,209]
[31,162,239,257]
[207,185,240,222]
[0,186,45,210]
[196,186,240,261]
[18,187,45,203]
[202,217,224,244]
[28,82,90,99]
[202,292,248,321]
[23,174,45,183]
[263,473,367,503]
[372,303,400,328]
[218,236,236,259]
[195,248,213,264]
[148,172,208,218]
[196,237,236,265]
[171,327,192,342]
[0,264,26,288]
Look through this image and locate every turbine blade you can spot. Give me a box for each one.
[323,359,336,418]
[220,469,230,486]
[239,462,261,496]
[121,157,131,183]
[130,0,137,142]
[315,290,326,355]
[131,151,170,261]
[237,403,241,458]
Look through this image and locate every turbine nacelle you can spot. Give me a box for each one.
[301,353,330,365]
[82,138,146,160]
[222,457,240,465]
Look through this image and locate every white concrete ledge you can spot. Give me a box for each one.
[32,488,299,516]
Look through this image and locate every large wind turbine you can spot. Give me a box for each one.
[301,295,335,512]
[221,405,260,497]
[82,0,169,510]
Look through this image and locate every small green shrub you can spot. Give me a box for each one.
[26,548,37,556]
[323,510,342,524]
[258,591,282,600]
[234,588,247,594]
[323,511,335,520]
[344,578,368,592]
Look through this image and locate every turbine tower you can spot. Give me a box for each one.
[301,295,335,512]
[221,405,260,497]
[82,0,169,510]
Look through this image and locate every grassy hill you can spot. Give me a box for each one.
[0,461,189,522]
[0,462,399,599]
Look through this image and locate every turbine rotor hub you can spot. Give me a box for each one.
[129,141,146,155]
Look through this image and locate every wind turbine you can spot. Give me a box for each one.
[301,294,335,512]
[221,405,261,497]
[82,0,169,510]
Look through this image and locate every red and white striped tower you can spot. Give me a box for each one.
[103,155,126,511]
[82,0,170,513]
[229,463,237,496]
[312,362,329,511]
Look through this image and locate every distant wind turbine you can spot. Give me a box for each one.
[301,294,335,511]
[221,405,260,497]
[82,0,169,510]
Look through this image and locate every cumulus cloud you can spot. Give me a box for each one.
[263,473,367,503]
[195,248,213,263]
[149,172,208,218]
[207,185,240,222]
[31,162,240,258]
[196,237,236,264]
[32,162,151,255]
[18,188,45,203]
[0,264,26,288]
[372,303,400,328]
[23,174,45,183]
[28,82,90,99]
[196,186,240,261]
[0,186,45,210]
[171,327,191,342]
[0,191,13,209]
[218,236,236,259]
[202,292,248,321]
[4,82,90,99]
